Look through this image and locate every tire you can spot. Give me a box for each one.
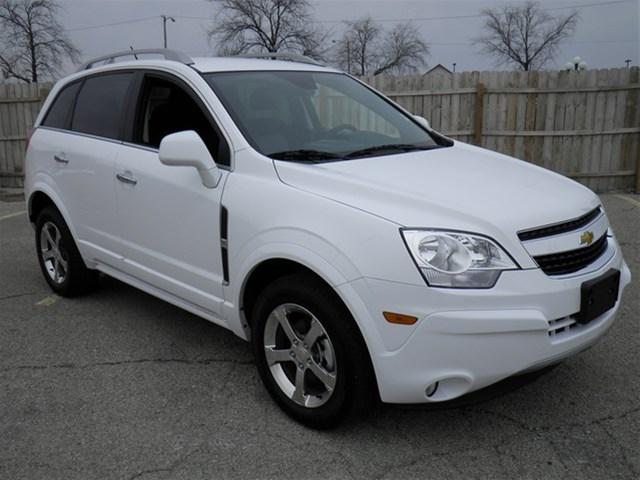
[251,273,376,428]
[35,206,98,297]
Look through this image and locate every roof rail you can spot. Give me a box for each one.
[236,52,324,66]
[78,49,194,71]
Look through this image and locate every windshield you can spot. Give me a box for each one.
[203,71,445,161]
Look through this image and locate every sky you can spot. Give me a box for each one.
[55,0,640,75]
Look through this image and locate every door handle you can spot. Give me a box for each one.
[54,154,69,164]
[116,172,138,185]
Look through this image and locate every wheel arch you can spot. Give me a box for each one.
[232,241,358,332]
[28,190,56,223]
[241,258,331,330]
[234,246,381,351]
[27,185,79,242]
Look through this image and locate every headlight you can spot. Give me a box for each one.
[401,230,518,288]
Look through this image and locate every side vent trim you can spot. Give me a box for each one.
[220,206,229,284]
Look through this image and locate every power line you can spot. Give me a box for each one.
[66,15,158,32]
[173,15,208,21]
[430,39,636,46]
[548,0,635,9]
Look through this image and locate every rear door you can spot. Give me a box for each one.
[38,71,135,265]
[113,72,231,316]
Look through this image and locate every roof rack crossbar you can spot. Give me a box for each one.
[236,52,323,66]
[78,49,194,71]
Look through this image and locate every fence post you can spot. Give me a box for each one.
[474,82,485,146]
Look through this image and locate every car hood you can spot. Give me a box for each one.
[274,141,600,246]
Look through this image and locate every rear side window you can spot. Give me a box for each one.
[42,82,81,129]
[71,73,133,140]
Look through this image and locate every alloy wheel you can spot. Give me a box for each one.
[39,221,68,284]
[263,303,337,408]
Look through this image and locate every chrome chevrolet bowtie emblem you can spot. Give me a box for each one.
[580,231,594,246]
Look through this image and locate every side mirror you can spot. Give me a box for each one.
[413,115,431,130]
[159,130,221,188]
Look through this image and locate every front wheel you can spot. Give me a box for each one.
[251,273,376,428]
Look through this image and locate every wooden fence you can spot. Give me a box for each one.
[0,82,51,188]
[0,67,639,192]
[361,67,640,192]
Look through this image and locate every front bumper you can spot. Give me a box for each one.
[338,238,632,404]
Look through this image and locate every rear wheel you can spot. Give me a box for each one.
[35,206,98,296]
[251,273,376,428]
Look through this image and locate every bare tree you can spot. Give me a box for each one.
[334,16,429,76]
[374,23,429,75]
[208,0,326,59]
[335,17,381,75]
[0,0,79,83]
[475,1,578,71]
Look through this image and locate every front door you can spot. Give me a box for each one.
[114,73,232,317]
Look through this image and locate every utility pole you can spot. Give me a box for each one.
[452,62,456,73]
[332,39,352,75]
[161,15,175,49]
[625,59,632,68]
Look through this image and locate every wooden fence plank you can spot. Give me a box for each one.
[473,83,485,146]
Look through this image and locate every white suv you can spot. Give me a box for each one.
[25,49,631,427]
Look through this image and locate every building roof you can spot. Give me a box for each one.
[424,64,453,75]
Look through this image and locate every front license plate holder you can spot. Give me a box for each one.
[576,269,620,325]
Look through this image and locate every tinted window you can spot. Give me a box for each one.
[42,82,81,129]
[71,73,133,139]
[133,76,229,166]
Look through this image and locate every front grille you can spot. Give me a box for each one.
[533,234,608,276]
[518,207,601,241]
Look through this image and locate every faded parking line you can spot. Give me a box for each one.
[0,210,26,221]
[614,194,640,209]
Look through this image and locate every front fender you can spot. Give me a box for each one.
[222,226,365,340]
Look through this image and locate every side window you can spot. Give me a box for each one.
[42,81,81,129]
[71,73,133,140]
[133,76,230,167]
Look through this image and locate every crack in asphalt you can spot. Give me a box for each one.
[372,456,422,480]
[126,445,204,480]
[467,404,640,433]
[0,291,39,301]
[600,423,640,477]
[461,402,640,477]
[0,357,255,374]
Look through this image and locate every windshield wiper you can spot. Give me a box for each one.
[345,143,436,159]
[268,149,343,162]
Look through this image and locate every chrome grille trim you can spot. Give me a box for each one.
[518,207,602,241]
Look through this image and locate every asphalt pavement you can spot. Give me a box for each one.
[0,194,638,480]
